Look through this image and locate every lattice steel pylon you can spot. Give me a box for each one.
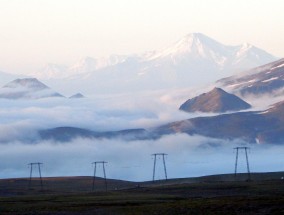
[28,162,43,190]
[92,161,108,192]
[234,147,251,181]
[152,153,168,182]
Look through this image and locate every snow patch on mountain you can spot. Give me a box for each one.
[31,55,128,80]
[217,58,284,96]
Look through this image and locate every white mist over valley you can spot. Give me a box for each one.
[0,72,284,180]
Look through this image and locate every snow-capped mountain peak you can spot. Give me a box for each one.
[241,42,253,48]
[69,56,97,75]
[234,43,254,58]
[145,33,228,61]
[39,63,68,79]
[231,42,277,71]
[27,33,278,94]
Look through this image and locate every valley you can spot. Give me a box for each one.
[1,1,284,214]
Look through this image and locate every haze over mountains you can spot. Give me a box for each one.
[0,70,27,86]
[25,33,277,94]
[35,97,284,144]
[0,34,284,181]
[0,75,281,145]
[0,33,283,146]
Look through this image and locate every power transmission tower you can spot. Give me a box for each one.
[92,161,108,192]
[234,147,251,181]
[152,153,168,182]
[28,162,43,190]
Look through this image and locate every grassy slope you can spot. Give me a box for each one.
[0,172,284,214]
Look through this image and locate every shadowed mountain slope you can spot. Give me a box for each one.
[179,87,251,113]
[0,78,64,99]
[39,127,150,142]
[157,100,284,144]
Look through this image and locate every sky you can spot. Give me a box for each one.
[0,0,284,74]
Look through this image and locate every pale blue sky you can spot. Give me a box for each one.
[0,0,283,73]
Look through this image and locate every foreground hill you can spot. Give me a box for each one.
[179,87,251,113]
[0,172,283,214]
[0,78,64,99]
[1,172,283,195]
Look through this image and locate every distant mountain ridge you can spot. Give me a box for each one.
[218,58,284,96]
[69,93,85,99]
[35,99,284,144]
[31,55,128,80]
[29,33,277,94]
[39,127,149,142]
[0,78,64,99]
[3,78,49,90]
[179,88,251,113]
[156,100,284,144]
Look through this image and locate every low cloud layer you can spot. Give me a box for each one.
[0,89,283,180]
[0,88,214,142]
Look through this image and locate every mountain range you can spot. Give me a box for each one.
[0,78,89,99]
[0,33,283,145]
[29,33,277,94]
[36,99,284,144]
[155,100,284,144]
[0,58,282,144]
[29,58,284,144]
[39,127,149,142]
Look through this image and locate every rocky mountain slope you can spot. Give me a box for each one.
[218,58,284,96]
